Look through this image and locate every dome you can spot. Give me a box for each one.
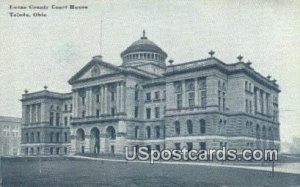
[121,30,168,67]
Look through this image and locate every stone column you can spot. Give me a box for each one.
[84,134,91,153]
[120,82,124,113]
[22,105,26,124]
[104,85,108,114]
[101,85,105,115]
[116,121,127,155]
[87,88,93,116]
[70,134,76,155]
[29,105,32,124]
[37,104,41,122]
[72,90,78,118]
[116,82,120,113]
[257,90,261,113]
[99,133,107,153]
[262,91,265,114]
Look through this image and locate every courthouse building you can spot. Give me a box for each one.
[0,116,21,155]
[20,31,280,155]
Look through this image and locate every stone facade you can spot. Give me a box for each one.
[20,32,280,156]
[0,116,21,155]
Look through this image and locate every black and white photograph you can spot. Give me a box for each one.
[0,0,300,186]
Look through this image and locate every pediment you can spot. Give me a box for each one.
[78,64,116,80]
[68,59,122,84]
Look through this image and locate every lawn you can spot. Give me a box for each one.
[1,157,300,187]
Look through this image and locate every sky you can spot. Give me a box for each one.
[0,0,299,142]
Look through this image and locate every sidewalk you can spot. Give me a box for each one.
[71,155,300,175]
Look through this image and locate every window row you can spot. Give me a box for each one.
[24,132,41,143]
[50,132,68,143]
[174,142,207,151]
[24,147,68,155]
[174,78,207,93]
[145,107,161,119]
[145,90,166,102]
[134,126,163,139]
[174,119,206,136]
[64,104,73,111]
[123,53,165,62]
[50,113,72,126]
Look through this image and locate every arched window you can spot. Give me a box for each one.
[76,128,85,141]
[187,120,193,135]
[106,126,116,140]
[135,126,139,139]
[200,119,206,134]
[146,126,151,139]
[155,126,161,138]
[175,121,180,135]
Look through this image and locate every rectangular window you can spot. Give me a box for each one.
[201,91,207,107]
[82,97,85,105]
[49,112,54,126]
[64,132,68,142]
[154,91,160,100]
[219,90,222,108]
[37,132,40,143]
[223,92,226,112]
[70,104,73,112]
[199,142,206,150]
[64,117,68,126]
[163,90,166,100]
[146,92,151,101]
[175,124,180,135]
[135,90,139,101]
[82,111,86,118]
[188,92,195,107]
[111,92,115,101]
[155,107,160,118]
[96,109,100,117]
[176,94,182,109]
[146,108,151,119]
[175,143,181,150]
[187,142,193,151]
[64,104,68,111]
[134,106,138,118]
[245,99,248,113]
[96,94,100,103]
[56,113,60,126]
[111,108,115,116]
[260,91,264,113]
